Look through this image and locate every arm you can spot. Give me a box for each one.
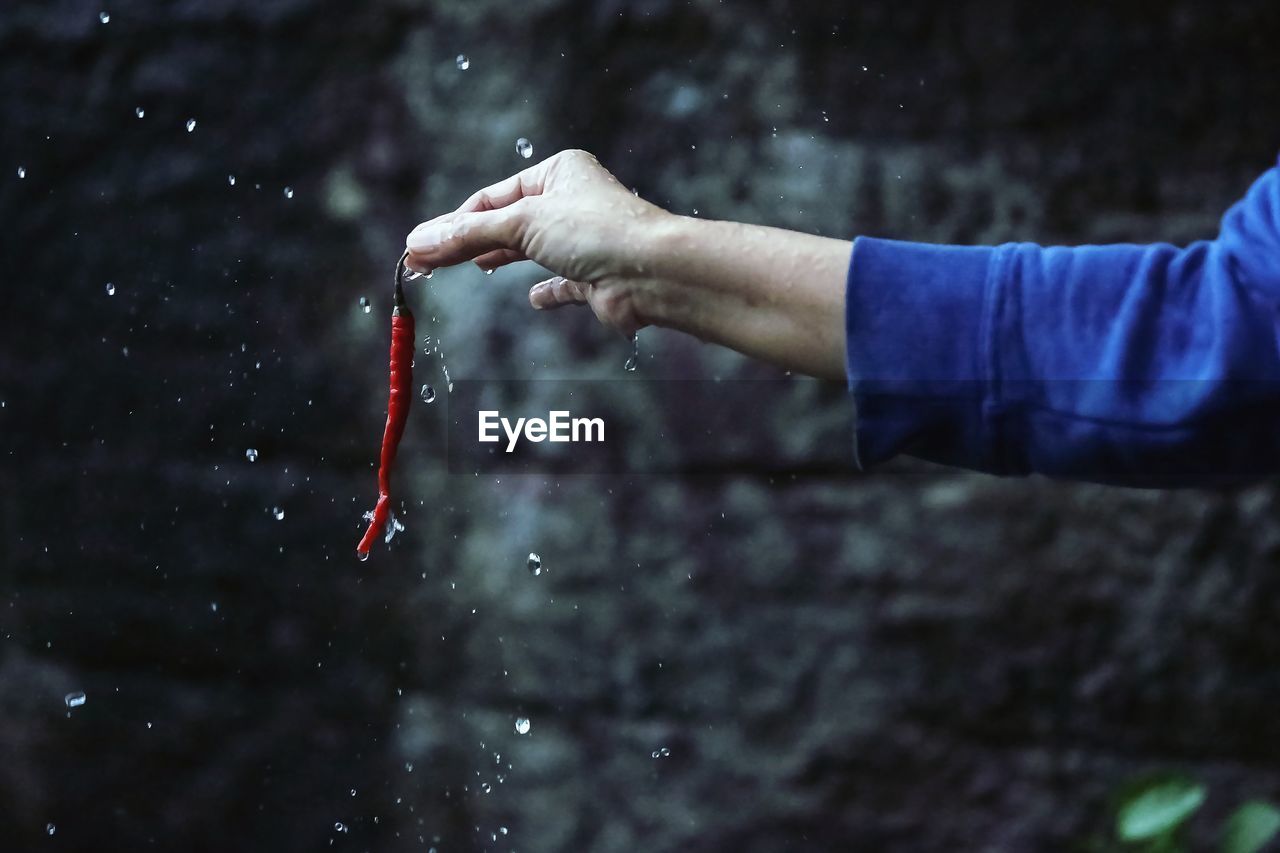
[403,149,849,379]
[846,160,1280,484]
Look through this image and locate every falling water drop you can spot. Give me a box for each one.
[651,747,671,758]
[421,385,436,403]
[64,691,86,709]
[99,11,110,23]
[283,186,294,199]
[527,552,542,576]
[272,506,285,521]
[359,296,371,314]
[46,823,56,836]
[456,54,470,70]
[356,550,370,563]
[515,137,534,159]
[245,448,258,462]
[228,175,236,186]
[185,118,197,132]
[105,282,116,296]
[624,332,639,372]
[17,166,26,179]
[135,106,145,118]
[334,822,348,833]
[514,717,531,735]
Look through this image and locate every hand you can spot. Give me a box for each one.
[405,149,670,336]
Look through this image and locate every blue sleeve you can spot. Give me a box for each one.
[845,159,1280,486]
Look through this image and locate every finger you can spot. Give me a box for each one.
[404,253,433,275]
[405,199,533,268]
[474,249,527,272]
[456,158,554,214]
[529,276,589,310]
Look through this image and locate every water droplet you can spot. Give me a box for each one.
[455,54,470,70]
[356,550,370,562]
[515,137,533,159]
[210,601,218,612]
[624,332,639,372]
[483,268,494,276]
[227,174,236,186]
[135,106,145,118]
[420,385,436,403]
[17,166,26,179]
[64,691,86,708]
[185,118,197,132]
[283,186,293,199]
[651,747,670,758]
[500,827,509,836]
[272,506,284,521]
[527,552,542,576]
[334,821,348,833]
[359,296,371,314]
[404,762,414,772]
[99,11,110,23]
[244,448,258,462]
[46,823,56,836]
[105,282,115,296]
[514,716,531,735]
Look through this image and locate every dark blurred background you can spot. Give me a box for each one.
[2,1,1280,850]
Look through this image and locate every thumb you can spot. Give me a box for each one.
[405,199,532,269]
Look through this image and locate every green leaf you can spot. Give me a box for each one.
[1221,801,1280,853]
[1116,777,1207,842]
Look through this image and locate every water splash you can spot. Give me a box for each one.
[384,512,405,545]
[624,332,639,372]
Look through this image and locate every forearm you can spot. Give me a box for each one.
[636,216,850,380]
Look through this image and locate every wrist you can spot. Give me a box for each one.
[627,212,703,331]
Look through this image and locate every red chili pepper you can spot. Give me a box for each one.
[356,252,415,560]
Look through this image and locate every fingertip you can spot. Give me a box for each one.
[404,251,433,275]
[528,277,556,309]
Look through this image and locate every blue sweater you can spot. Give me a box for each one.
[845,158,1280,486]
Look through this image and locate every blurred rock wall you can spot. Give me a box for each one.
[1,1,1278,850]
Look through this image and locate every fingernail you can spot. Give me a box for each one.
[406,223,445,252]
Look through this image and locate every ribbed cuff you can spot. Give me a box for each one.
[844,237,1002,472]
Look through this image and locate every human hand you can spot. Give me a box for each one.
[405,149,671,336]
